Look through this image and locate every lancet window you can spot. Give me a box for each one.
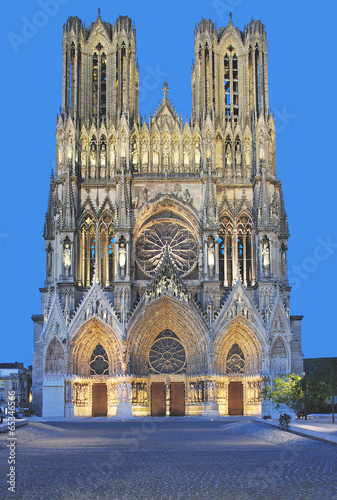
[69,42,75,110]
[224,52,239,118]
[219,214,253,286]
[80,214,115,287]
[92,48,107,117]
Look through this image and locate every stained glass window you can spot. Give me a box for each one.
[149,330,186,374]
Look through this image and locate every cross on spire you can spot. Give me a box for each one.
[163,81,169,100]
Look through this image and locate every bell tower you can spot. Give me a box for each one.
[62,11,139,125]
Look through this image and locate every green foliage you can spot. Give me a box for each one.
[262,374,304,417]
[304,358,337,422]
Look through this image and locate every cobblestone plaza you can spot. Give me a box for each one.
[1,419,336,499]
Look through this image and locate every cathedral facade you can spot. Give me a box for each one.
[32,13,303,418]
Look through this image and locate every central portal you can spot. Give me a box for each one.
[170,382,185,416]
[151,382,185,416]
[92,383,107,417]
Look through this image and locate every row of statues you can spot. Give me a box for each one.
[145,275,190,304]
[68,379,273,408]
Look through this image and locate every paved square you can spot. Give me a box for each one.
[1,419,336,499]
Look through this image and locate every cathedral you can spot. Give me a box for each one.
[32,12,303,418]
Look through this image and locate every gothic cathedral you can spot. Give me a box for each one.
[32,13,303,418]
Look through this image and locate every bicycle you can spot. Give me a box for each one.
[278,413,291,430]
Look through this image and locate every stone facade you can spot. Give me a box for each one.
[32,13,303,418]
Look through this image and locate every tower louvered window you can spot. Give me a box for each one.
[224,52,239,118]
[92,48,107,117]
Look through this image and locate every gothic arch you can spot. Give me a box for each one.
[270,336,290,374]
[133,201,200,279]
[127,296,209,376]
[214,318,265,375]
[134,198,201,238]
[45,337,65,375]
[70,318,122,376]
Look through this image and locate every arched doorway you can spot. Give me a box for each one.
[149,330,186,417]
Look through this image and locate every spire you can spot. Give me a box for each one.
[116,168,131,228]
[60,164,76,230]
[97,8,101,19]
[203,160,218,228]
[163,81,169,103]
[279,184,290,238]
[43,170,55,239]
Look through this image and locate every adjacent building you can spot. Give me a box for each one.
[0,363,32,408]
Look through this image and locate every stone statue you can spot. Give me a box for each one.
[207,239,215,272]
[225,143,232,167]
[47,248,52,277]
[183,189,191,203]
[143,187,148,203]
[119,243,126,269]
[100,143,106,167]
[235,145,242,166]
[81,145,87,167]
[63,242,71,273]
[120,130,127,158]
[262,241,270,269]
[194,138,201,168]
[163,141,170,166]
[64,307,70,327]
[109,143,116,170]
[90,145,97,166]
[244,138,251,167]
[132,189,139,209]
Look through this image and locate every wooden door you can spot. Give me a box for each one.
[92,383,107,417]
[228,382,243,415]
[151,382,166,416]
[170,382,185,416]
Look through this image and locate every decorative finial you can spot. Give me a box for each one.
[163,81,169,100]
[229,12,232,22]
[97,8,101,19]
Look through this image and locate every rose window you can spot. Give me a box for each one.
[149,330,186,374]
[136,220,198,277]
[226,343,245,373]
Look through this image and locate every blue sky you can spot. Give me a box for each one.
[2,0,337,367]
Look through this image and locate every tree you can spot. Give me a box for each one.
[304,358,337,424]
[262,374,304,418]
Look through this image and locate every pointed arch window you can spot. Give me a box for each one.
[219,216,233,286]
[237,215,252,286]
[92,47,106,118]
[219,214,252,287]
[255,46,261,116]
[69,42,75,111]
[226,343,245,373]
[224,52,239,118]
[99,215,115,287]
[79,214,115,288]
